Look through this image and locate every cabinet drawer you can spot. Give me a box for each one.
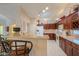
[72,48,79,56]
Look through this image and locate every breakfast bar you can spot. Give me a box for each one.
[7,34,49,56]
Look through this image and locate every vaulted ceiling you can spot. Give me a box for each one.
[0,3,77,23]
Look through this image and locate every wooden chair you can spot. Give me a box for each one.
[0,36,33,56]
[0,34,33,56]
[0,35,11,56]
[9,40,33,56]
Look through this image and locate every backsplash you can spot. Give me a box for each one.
[72,30,79,35]
[56,30,79,35]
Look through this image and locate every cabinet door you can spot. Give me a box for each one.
[64,17,72,29]
[44,33,56,40]
[43,24,56,29]
[65,44,73,56]
[72,20,79,29]
[59,37,65,51]
[49,34,56,40]
[72,48,78,56]
[72,13,79,29]
[62,39,65,52]
[52,34,56,40]
[61,38,65,52]
[72,43,79,56]
[65,41,73,56]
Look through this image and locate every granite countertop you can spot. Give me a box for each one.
[59,34,79,45]
[44,29,79,45]
[7,34,49,40]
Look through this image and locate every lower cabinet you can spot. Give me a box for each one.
[59,36,79,56]
[44,33,56,40]
[65,40,73,56]
[72,43,79,56]
[59,37,62,48]
[72,48,78,56]
[59,37,65,51]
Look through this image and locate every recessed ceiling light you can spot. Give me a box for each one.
[42,10,45,13]
[45,7,49,10]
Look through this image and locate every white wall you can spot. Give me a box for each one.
[17,7,31,33]
[0,4,19,24]
[0,4,32,34]
[28,19,37,34]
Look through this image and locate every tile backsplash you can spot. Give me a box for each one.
[72,30,79,35]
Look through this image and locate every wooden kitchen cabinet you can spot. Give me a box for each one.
[62,13,73,29]
[65,44,73,56]
[58,11,79,29]
[72,20,79,29]
[59,37,62,48]
[72,47,78,56]
[57,15,72,29]
[44,23,56,29]
[72,43,79,56]
[44,33,56,40]
[65,40,73,56]
[59,37,73,56]
[51,34,56,40]
[72,12,79,29]
[59,36,79,56]
[59,37,65,51]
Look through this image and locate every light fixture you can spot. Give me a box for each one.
[45,7,49,10]
[42,10,45,13]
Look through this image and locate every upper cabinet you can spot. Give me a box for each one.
[57,11,79,29]
[57,5,79,29]
[64,13,74,29]
[72,12,79,29]
[43,23,57,29]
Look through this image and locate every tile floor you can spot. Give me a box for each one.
[29,39,66,56]
[47,40,66,56]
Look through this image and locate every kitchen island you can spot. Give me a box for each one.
[7,34,49,56]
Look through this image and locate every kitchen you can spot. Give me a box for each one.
[0,3,79,56]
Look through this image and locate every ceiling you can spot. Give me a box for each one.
[23,3,78,23]
[0,3,77,23]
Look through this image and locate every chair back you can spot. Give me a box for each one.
[0,35,11,55]
[9,40,33,56]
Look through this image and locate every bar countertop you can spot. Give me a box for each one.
[7,34,49,40]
